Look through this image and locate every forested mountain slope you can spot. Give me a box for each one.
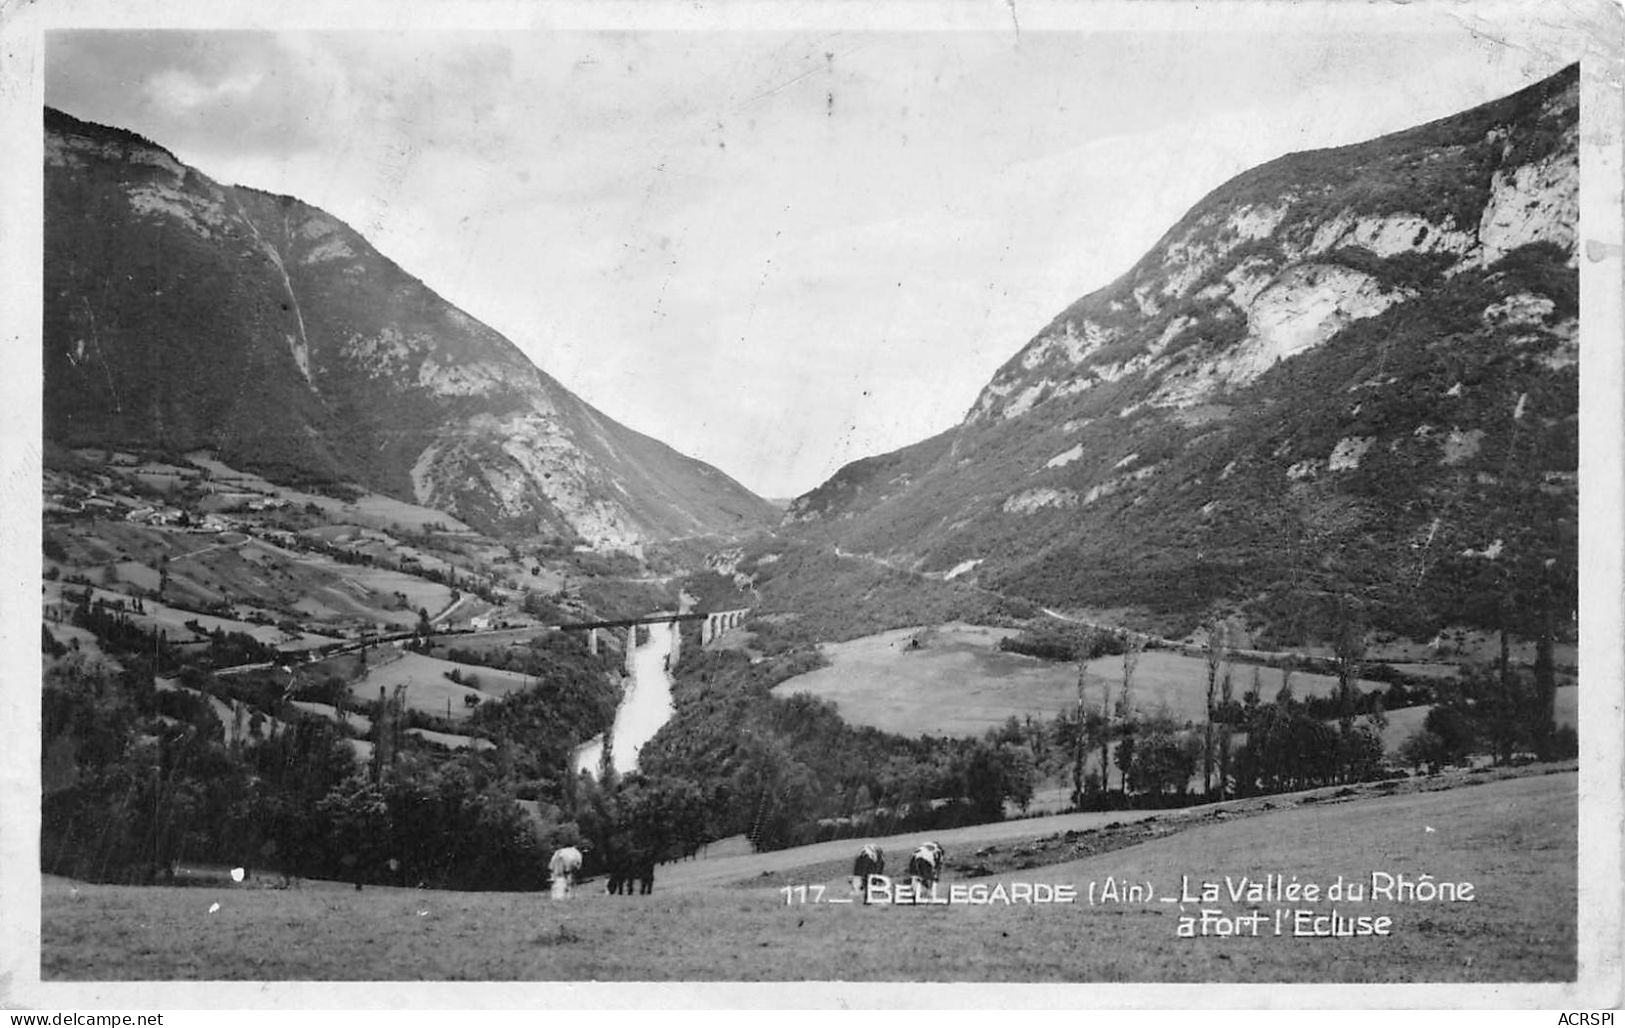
[787,65,1579,643]
[44,108,777,546]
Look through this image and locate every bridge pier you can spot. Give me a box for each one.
[625,625,637,674]
[668,618,681,667]
[588,627,598,656]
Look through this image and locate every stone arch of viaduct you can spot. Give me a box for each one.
[698,608,749,645]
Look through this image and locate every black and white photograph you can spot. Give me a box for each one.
[2,0,1621,1010]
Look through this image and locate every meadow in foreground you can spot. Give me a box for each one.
[40,769,1575,983]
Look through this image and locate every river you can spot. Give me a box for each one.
[572,619,678,778]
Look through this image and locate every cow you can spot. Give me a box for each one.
[906,841,945,897]
[637,859,656,895]
[850,844,885,902]
[605,853,656,895]
[548,846,583,899]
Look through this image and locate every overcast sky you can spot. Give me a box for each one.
[38,5,1588,497]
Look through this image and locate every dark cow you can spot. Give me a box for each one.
[906,841,945,897]
[850,844,885,903]
[606,854,657,895]
[637,859,656,895]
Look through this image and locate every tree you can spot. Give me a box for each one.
[315,776,390,887]
[1329,601,1367,731]
[962,741,1009,822]
[1341,721,1386,782]
[1531,558,1561,759]
[1399,729,1448,774]
[1051,708,1089,808]
[1000,743,1037,814]
[371,684,407,785]
[1096,688,1113,796]
[1071,630,1095,802]
[415,607,433,651]
[1023,714,1052,775]
[1275,656,1296,706]
[1217,667,1235,800]
[1127,708,1199,802]
[1113,719,1137,798]
[1421,704,1477,768]
[1119,636,1143,719]
[1202,620,1230,798]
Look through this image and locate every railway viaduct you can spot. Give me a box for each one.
[560,608,751,669]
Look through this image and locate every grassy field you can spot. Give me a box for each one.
[46,516,451,636]
[185,453,472,533]
[323,562,455,619]
[773,624,1389,737]
[37,769,1577,983]
[348,651,537,720]
[44,581,302,649]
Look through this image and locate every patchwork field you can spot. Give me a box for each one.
[347,651,537,720]
[185,452,473,533]
[47,520,451,635]
[44,582,319,649]
[35,768,1580,985]
[772,624,1389,737]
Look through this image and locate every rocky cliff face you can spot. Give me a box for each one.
[788,65,1579,642]
[44,108,776,545]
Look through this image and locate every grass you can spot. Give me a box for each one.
[187,453,472,533]
[322,563,454,619]
[1076,649,1384,723]
[37,769,1576,982]
[48,515,456,636]
[349,651,536,721]
[773,624,1390,737]
[769,623,1062,736]
[43,581,295,648]
[1035,769,1577,982]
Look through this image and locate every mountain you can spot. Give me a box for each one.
[43,108,777,546]
[787,66,1580,644]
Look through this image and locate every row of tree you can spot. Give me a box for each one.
[975,606,1571,813]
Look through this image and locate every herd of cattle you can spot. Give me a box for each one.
[546,845,658,897]
[849,842,944,903]
[544,841,946,902]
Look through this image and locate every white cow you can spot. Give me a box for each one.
[548,846,583,899]
[906,841,945,896]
